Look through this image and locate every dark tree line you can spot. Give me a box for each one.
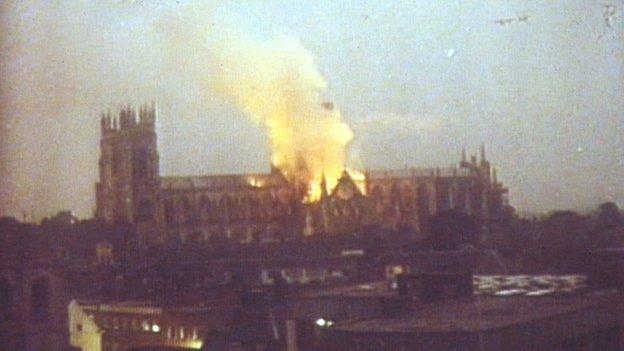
[480,202,624,273]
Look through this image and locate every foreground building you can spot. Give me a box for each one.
[69,300,225,351]
[289,255,624,351]
[95,105,508,245]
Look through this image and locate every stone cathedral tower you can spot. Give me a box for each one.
[95,104,161,242]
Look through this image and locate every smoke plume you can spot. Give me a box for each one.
[211,36,355,199]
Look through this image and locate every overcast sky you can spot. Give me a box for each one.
[0,0,622,219]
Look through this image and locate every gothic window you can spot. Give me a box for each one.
[133,148,149,180]
[219,195,234,221]
[240,197,253,220]
[417,185,431,220]
[200,195,213,222]
[249,198,260,219]
[401,185,413,212]
[181,197,197,224]
[370,185,383,202]
[390,183,402,214]
[31,277,50,320]
[112,149,122,174]
[0,278,10,320]
[137,199,153,221]
[164,199,175,226]
[271,196,281,219]
[437,184,451,212]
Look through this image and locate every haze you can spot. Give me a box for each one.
[0,0,622,219]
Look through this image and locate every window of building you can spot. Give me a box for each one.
[417,185,431,219]
[31,277,50,320]
[133,148,149,179]
[0,278,10,321]
[164,199,175,226]
[200,195,213,222]
[137,198,153,221]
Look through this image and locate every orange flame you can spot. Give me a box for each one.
[214,37,361,202]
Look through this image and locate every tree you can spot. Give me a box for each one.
[592,202,624,249]
[596,202,622,230]
[540,210,589,251]
[424,210,479,250]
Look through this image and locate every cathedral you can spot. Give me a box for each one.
[95,105,509,245]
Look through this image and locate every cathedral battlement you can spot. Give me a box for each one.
[100,103,156,134]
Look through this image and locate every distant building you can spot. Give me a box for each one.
[95,105,508,245]
[68,300,218,351]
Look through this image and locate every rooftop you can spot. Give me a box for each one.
[295,274,588,300]
[160,172,287,191]
[336,292,624,333]
[366,167,473,179]
[295,281,395,299]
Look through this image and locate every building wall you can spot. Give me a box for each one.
[0,268,71,351]
[157,183,298,243]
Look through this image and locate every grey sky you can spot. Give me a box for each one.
[0,0,622,219]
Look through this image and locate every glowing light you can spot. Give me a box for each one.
[304,168,367,203]
[185,340,203,349]
[315,318,334,328]
[151,324,160,332]
[248,177,264,188]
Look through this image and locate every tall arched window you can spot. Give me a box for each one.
[199,195,213,223]
[370,185,384,202]
[389,183,402,215]
[417,185,431,220]
[219,195,234,222]
[133,147,149,180]
[182,197,197,224]
[137,199,153,221]
[0,277,10,321]
[31,277,50,320]
[164,199,175,226]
